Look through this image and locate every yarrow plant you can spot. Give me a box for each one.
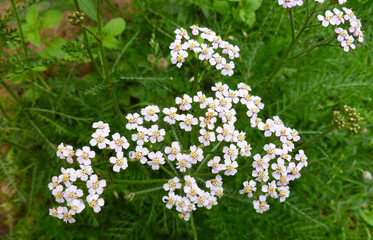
[48,81,308,222]
[169,25,240,76]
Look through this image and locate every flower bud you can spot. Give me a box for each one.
[157,57,168,72]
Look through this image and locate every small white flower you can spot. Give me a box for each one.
[341,35,355,52]
[271,158,287,180]
[164,141,181,161]
[141,105,160,122]
[206,175,223,191]
[86,174,106,195]
[125,113,143,130]
[86,194,105,213]
[90,129,110,149]
[163,177,182,192]
[252,169,269,182]
[223,144,238,161]
[295,150,308,167]
[131,126,149,145]
[147,151,165,170]
[68,199,85,214]
[171,50,188,68]
[169,39,184,55]
[163,107,178,125]
[52,185,65,203]
[109,151,128,172]
[174,28,190,40]
[175,94,193,111]
[64,185,83,202]
[278,186,290,202]
[178,114,198,132]
[239,180,257,198]
[198,128,216,146]
[148,125,166,143]
[318,10,334,27]
[59,167,77,186]
[189,145,203,164]
[76,146,95,165]
[199,43,214,60]
[109,133,130,152]
[56,143,66,160]
[224,159,238,176]
[57,207,76,223]
[62,145,75,164]
[129,145,149,164]
[331,8,345,25]
[48,176,61,190]
[263,143,276,159]
[287,162,302,180]
[193,91,208,108]
[216,124,234,142]
[162,192,178,209]
[262,180,278,199]
[76,165,93,181]
[207,156,226,174]
[190,24,199,36]
[176,154,192,172]
[221,61,235,76]
[92,121,110,132]
[252,154,270,171]
[239,141,252,157]
[253,195,270,213]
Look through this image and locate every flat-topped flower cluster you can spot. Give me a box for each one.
[318,7,364,52]
[169,25,240,76]
[48,82,308,222]
[278,0,347,9]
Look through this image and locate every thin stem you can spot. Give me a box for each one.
[72,0,102,78]
[190,212,198,240]
[10,0,29,60]
[195,141,222,174]
[289,9,295,41]
[82,25,102,42]
[112,30,140,73]
[294,125,334,152]
[160,165,174,177]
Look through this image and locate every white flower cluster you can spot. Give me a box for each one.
[123,82,307,217]
[49,121,131,223]
[278,0,347,9]
[169,25,240,76]
[318,7,364,52]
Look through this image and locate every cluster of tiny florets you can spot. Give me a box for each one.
[333,105,362,133]
[68,11,85,26]
[318,6,364,52]
[278,0,347,9]
[169,25,240,76]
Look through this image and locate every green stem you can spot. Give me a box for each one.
[289,9,295,42]
[82,25,102,42]
[190,212,198,240]
[294,125,334,152]
[72,0,102,78]
[195,141,222,174]
[160,165,174,177]
[10,0,29,60]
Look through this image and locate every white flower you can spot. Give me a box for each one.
[147,151,165,170]
[209,53,225,70]
[263,143,276,159]
[200,28,215,41]
[175,196,190,212]
[90,129,110,149]
[125,113,143,130]
[221,61,235,76]
[343,7,356,22]
[206,175,223,191]
[199,43,214,60]
[109,133,130,152]
[239,141,252,157]
[163,107,178,125]
[162,192,178,209]
[49,207,58,217]
[48,176,61,190]
[86,194,105,213]
[198,128,216,146]
[222,109,237,125]
[193,91,208,108]
[56,143,66,159]
[258,119,275,137]
[239,180,257,198]
[210,187,223,199]
[176,154,192,172]
[76,146,95,165]
[223,144,238,161]
[262,180,278,198]
[174,28,190,40]
[331,8,345,25]
[338,0,346,4]
[62,145,75,164]
[295,150,308,167]
[199,116,216,130]
[52,185,65,203]
[184,39,201,53]
[86,174,106,195]
[276,127,292,143]
[252,169,269,182]
[163,177,182,192]
[224,159,238,176]
[253,195,270,213]
[110,151,128,172]
[57,207,76,223]
[277,172,290,186]
[171,50,188,68]
[189,145,203,164]
[178,114,198,132]
[341,35,355,52]
[164,142,180,161]
[59,167,77,186]
[318,10,334,27]
[291,129,301,142]
[207,156,226,174]
[271,158,287,180]
[141,105,160,122]
[252,154,270,171]
[176,94,193,111]
[169,39,184,55]
[184,175,196,188]
[76,165,93,181]
[275,148,292,161]
[64,185,83,202]
[129,146,149,164]
[92,121,110,132]
[184,183,199,202]
[228,45,240,59]
[190,24,199,36]
[287,162,302,180]
[278,186,290,202]
[148,125,166,143]
[68,199,85,214]
[211,35,221,49]
[131,126,149,145]
[216,124,234,142]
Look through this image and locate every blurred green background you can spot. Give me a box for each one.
[0,0,372,239]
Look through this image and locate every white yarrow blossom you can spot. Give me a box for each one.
[148,125,166,143]
[164,141,181,161]
[109,151,128,172]
[76,146,95,165]
[163,107,178,125]
[147,151,165,170]
[176,94,193,111]
[86,194,105,213]
[253,195,270,213]
[125,113,143,130]
[86,174,106,195]
[109,133,129,152]
[141,105,160,122]
[239,180,257,198]
[318,10,334,27]
[90,129,110,149]
[171,50,188,68]
[92,121,110,132]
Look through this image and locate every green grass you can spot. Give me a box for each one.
[0,0,372,239]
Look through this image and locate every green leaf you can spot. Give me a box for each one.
[27,31,41,47]
[41,10,63,28]
[239,9,256,27]
[23,88,41,102]
[361,211,373,227]
[77,0,97,22]
[26,5,39,25]
[39,37,67,58]
[213,0,231,14]
[247,0,262,11]
[102,35,119,49]
[103,18,126,36]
